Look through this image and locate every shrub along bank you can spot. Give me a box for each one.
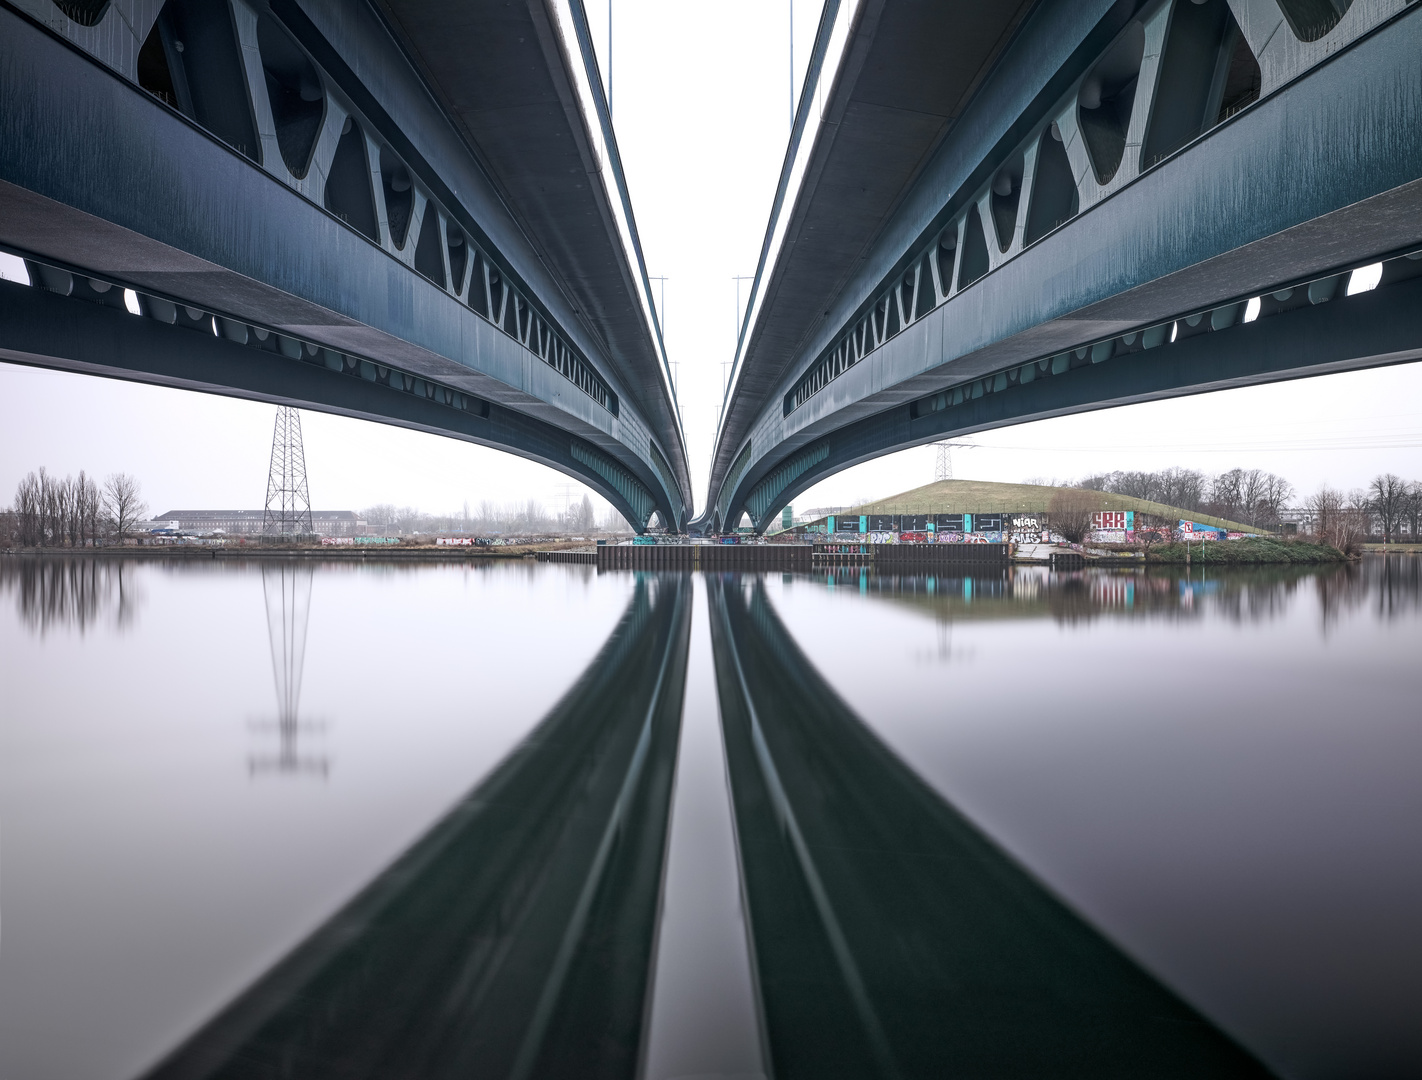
[1144,538,1346,564]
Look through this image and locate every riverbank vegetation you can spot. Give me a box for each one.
[1071,466,1294,531]
[3,469,147,548]
[359,496,632,538]
[1144,538,1346,564]
[849,478,1264,534]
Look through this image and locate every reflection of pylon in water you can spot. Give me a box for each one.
[249,562,328,778]
[263,406,314,536]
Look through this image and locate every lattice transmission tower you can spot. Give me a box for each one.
[263,406,314,536]
[933,440,976,482]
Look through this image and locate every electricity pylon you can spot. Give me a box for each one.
[933,440,976,482]
[263,406,314,536]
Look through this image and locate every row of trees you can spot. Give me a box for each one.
[1048,472,1422,554]
[360,495,630,537]
[4,469,148,548]
[1304,487,1373,554]
[1356,473,1422,543]
[1073,468,1422,542]
[1304,475,1422,551]
[1076,467,1294,527]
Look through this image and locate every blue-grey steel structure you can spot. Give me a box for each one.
[701,0,1422,534]
[0,0,691,531]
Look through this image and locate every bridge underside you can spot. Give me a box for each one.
[0,279,663,530]
[0,0,689,531]
[722,264,1422,533]
[707,0,1422,533]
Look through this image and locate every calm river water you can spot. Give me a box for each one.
[1,555,1418,1080]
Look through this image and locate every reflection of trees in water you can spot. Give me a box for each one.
[1369,554,1422,621]
[860,562,1421,631]
[1314,555,1422,633]
[249,562,328,778]
[1314,563,1365,635]
[1212,571,1306,624]
[1044,572,1109,625]
[0,556,142,634]
[1049,567,1320,627]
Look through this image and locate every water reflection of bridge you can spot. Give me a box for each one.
[707,576,1270,1079]
[145,575,693,1080]
[136,565,1288,1079]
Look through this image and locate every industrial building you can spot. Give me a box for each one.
[153,511,364,537]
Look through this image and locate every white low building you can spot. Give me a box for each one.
[153,511,367,536]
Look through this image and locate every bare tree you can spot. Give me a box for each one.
[1307,485,1365,555]
[55,474,76,546]
[70,471,101,547]
[87,473,104,544]
[1256,473,1295,529]
[14,468,67,546]
[1307,486,1341,537]
[475,500,499,533]
[1210,468,1245,521]
[1077,465,1294,527]
[1237,469,1273,526]
[600,504,632,533]
[362,503,399,529]
[1157,467,1207,512]
[517,499,547,532]
[103,473,148,539]
[1368,473,1408,543]
[50,471,71,545]
[13,470,43,546]
[1403,481,1422,542]
[1113,470,1160,501]
[1048,489,1099,544]
[563,493,595,534]
[1133,511,1176,555]
[12,468,135,547]
[41,468,65,545]
[1348,488,1373,540]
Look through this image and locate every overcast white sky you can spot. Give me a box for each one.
[2,0,1420,520]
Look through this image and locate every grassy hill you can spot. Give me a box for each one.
[787,479,1266,534]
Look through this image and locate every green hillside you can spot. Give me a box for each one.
[786,479,1266,534]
